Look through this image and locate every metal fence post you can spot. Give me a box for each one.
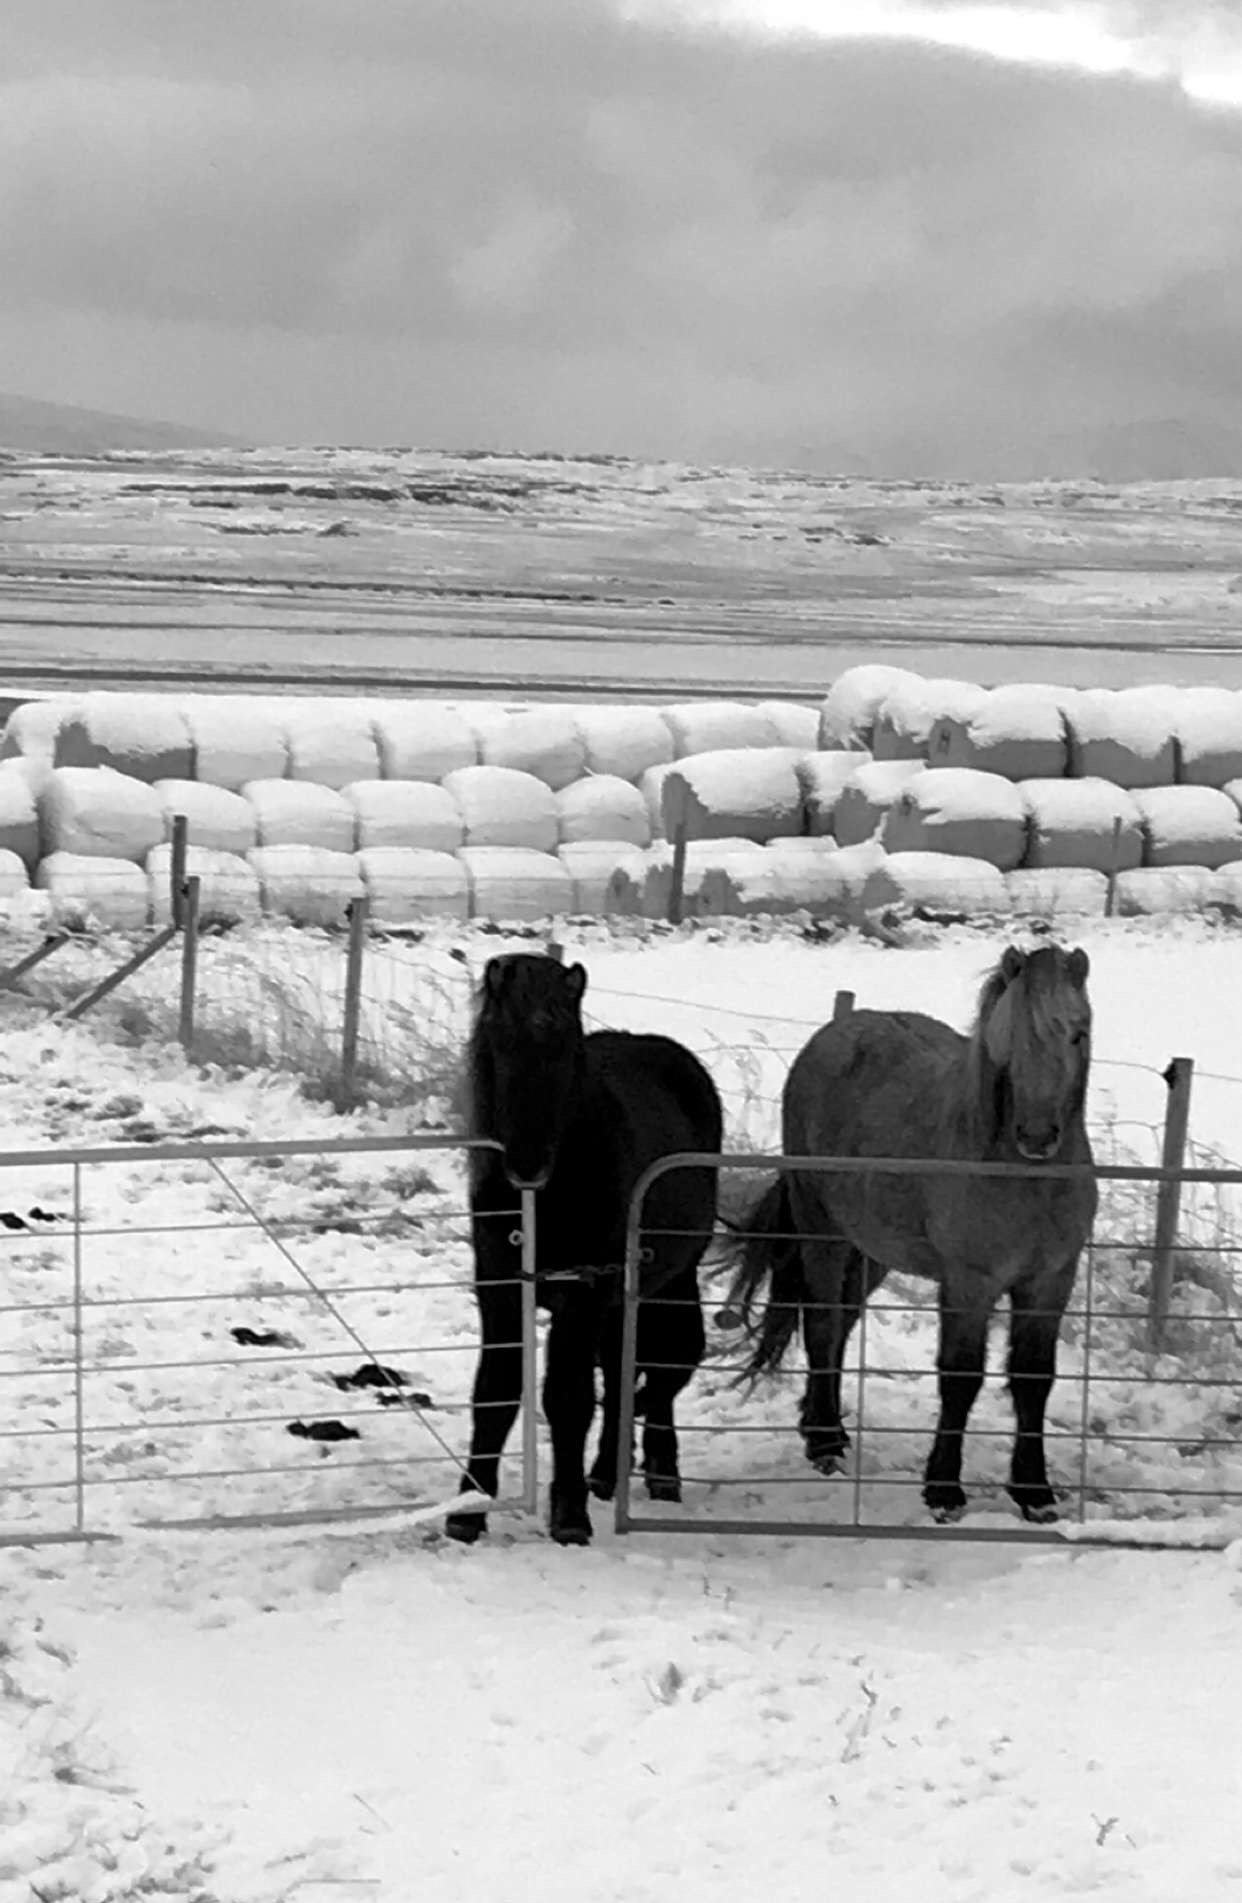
[1147,1057,1194,1351]
[520,1187,539,1515]
[178,875,201,1053]
[170,814,188,929]
[337,896,369,1109]
[667,816,688,926]
[72,1161,86,1536]
[613,1181,645,1535]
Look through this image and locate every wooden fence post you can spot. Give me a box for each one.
[833,989,856,1021]
[178,876,201,1053]
[1103,816,1123,919]
[667,817,688,926]
[1146,1056,1194,1351]
[337,896,369,1109]
[170,815,188,930]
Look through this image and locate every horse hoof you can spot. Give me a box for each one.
[1019,1500,1059,1526]
[806,1447,846,1478]
[587,1472,616,1502]
[929,1501,967,1526]
[550,1520,593,1547]
[644,1473,682,1504]
[444,1512,486,1545]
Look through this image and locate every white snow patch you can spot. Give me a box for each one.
[345,779,465,853]
[661,748,807,844]
[881,768,1029,871]
[443,765,559,852]
[244,779,356,853]
[556,775,652,848]
[153,778,258,856]
[1021,778,1144,872]
[39,766,165,864]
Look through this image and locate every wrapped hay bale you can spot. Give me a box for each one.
[442,765,558,851]
[1175,688,1242,788]
[572,706,674,782]
[0,697,79,765]
[148,844,260,926]
[1064,687,1176,788]
[557,841,649,913]
[345,780,464,853]
[0,848,30,901]
[556,776,652,848]
[1134,785,1242,868]
[1021,779,1143,871]
[244,779,355,853]
[479,708,586,790]
[796,751,872,837]
[833,760,926,847]
[0,762,40,870]
[661,701,779,759]
[53,693,192,783]
[660,748,807,845]
[36,852,150,931]
[639,762,679,838]
[818,666,920,750]
[280,703,380,788]
[39,767,164,863]
[460,846,573,921]
[1006,868,1110,918]
[372,703,478,782]
[612,838,762,920]
[872,677,989,762]
[928,684,1071,781]
[697,842,855,919]
[1206,862,1242,918]
[861,852,1010,921]
[153,780,257,856]
[1113,867,1220,917]
[184,697,287,790]
[756,700,820,749]
[881,768,1028,872]
[357,847,469,924]
[250,845,363,926]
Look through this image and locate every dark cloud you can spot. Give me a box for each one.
[3,0,1242,472]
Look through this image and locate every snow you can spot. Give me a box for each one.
[183,696,289,790]
[35,851,151,930]
[754,698,820,749]
[1066,688,1178,788]
[0,695,78,765]
[345,779,465,853]
[371,703,479,782]
[661,700,778,758]
[863,851,1012,918]
[660,747,807,844]
[872,676,989,762]
[929,684,1071,781]
[39,767,165,864]
[243,778,356,853]
[556,775,652,848]
[1174,687,1242,788]
[147,842,262,926]
[833,759,927,846]
[277,702,380,789]
[0,763,40,869]
[458,845,573,920]
[818,665,918,750]
[1021,778,1144,872]
[572,706,674,782]
[249,843,363,925]
[53,694,193,784]
[153,778,258,856]
[357,846,470,925]
[478,707,588,790]
[443,765,560,852]
[797,749,873,835]
[1114,867,1222,916]
[1134,785,1242,868]
[1006,867,1110,917]
[881,768,1029,871]
[557,841,649,912]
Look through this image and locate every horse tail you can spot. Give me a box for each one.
[719,1176,804,1380]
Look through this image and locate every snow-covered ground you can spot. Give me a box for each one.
[2,913,1242,1900]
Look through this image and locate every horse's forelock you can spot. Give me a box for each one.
[979,946,1089,1071]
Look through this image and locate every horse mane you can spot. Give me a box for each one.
[961,944,1090,1152]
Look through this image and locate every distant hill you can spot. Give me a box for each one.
[0,392,238,453]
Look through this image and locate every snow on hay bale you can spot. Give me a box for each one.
[279,702,380,788]
[696,842,851,918]
[53,694,192,783]
[756,701,820,749]
[861,852,1010,921]
[796,751,872,837]
[557,842,649,912]
[1020,779,1143,872]
[880,768,1028,872]
[243,779,355,853]
[661,701,779,759]
[638,762,679,837]
[153,780,257,856]
[1175,688,1242,788]
[1064,687,1176,788]
[556,775,652,848]
[661,747,806,845]
[459,846,573,921]
[344,780,464,854]
[872,678,988,762]
[609,838,761,919]
[571,706,673,782]
[39,767,164,863]
[372,703,478,782]
[818,666,920,750]
[1134,786,1242,868]
[0,848,29,901]
[36,853,150,931]
[833,760,926,847]
[478,708,586,790]
[1206,862,1242,918]
[928,684,1071,781]
[0,762,40,870]
[249,845,362,926]
[1006,868,1110,918]
[183,697,287,790]
[441,765,558,851]
[1113,867,1221,917]
[357,847,469,925]
[0,697,79,765]
[148,844,260,926]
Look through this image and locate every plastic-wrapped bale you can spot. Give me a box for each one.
[183,697,287,790]
[345,780,465,853]
[36,852,150,931]
[697,842,856,919]
[249,845,363,927]
[53,693,193,783]
[0,848,30,903]
[880,768,1028,872]
[1021,779,1143,872]
[833,761,926,847]
[756,701,820,749]
[1113,867,1220,917]
[1206,862,1242,919]
[243,779,356,853]
[872,677,989,762]
[556,776,652,848]
[661,701,779,759]
[1006,868,1110,918]
[861,852,1010,922]
[372,703,478,782]
[818,666,920,750]
[571,706,673,782]
[557,842,649,913]
[357,847,469,925]
[460,846,573,922]
[441,766,558,851]
[279,702,380,789]
[1064,687,1176,788]
[39,767,164,863]
[0,697,78,766]
[613,838,762,920]
[928,685,1071,781]
[153,780,257,856]
[1175,688,1242,788]
[1134,785,1242,869]
[660,748,806,845]
[148,844,260,926]
[639,762,679,838]
[477,708,587,791]
[796,751,872,837]
[0,762,40,870]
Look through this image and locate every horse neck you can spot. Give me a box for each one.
[465,1020,589,1146]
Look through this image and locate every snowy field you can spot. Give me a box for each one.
[2,912,1242,1900]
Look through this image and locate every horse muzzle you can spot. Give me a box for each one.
[1015,1129,1062,1163]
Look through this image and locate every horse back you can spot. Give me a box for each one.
[785,1008,963,1161]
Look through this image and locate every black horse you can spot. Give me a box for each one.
[445,952,722,1547]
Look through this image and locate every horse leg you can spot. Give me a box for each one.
[542,1289,601,1545]
[1006,1265,1075,1524]
[639,1271,706,1504]
[789,1180,855,1475]
[445,1278,523,1545]
[588,1304,627,1502]
[923,1281,992,1524]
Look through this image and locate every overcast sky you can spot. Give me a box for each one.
[3,0,1242,472]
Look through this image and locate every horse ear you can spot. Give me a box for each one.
[563,962,587,1004]
[1067,947,1090,985]
[1001,946,1026,983]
